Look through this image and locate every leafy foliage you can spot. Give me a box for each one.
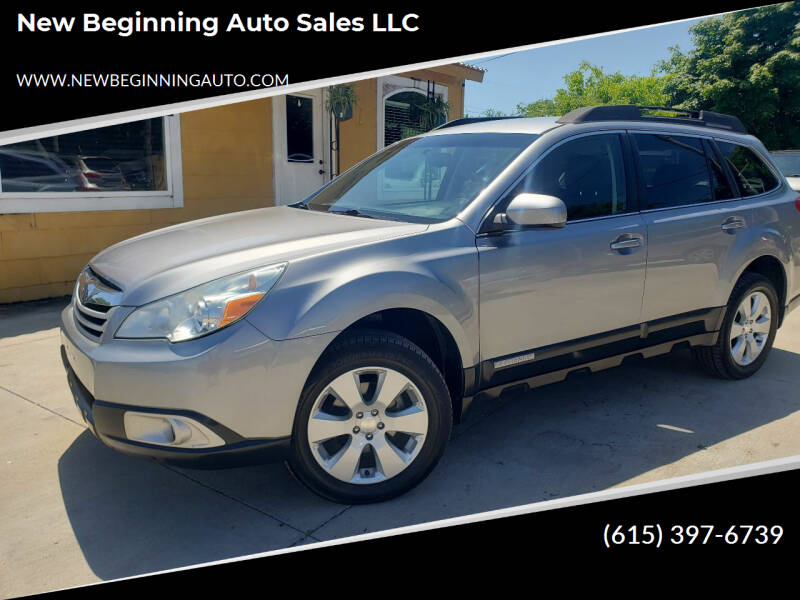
[390,94,451,139]
[512,99,557,117]
[326,84,358,120]
[478,108,509,117]
[418,96,451,130]
[515,62,668,117]
[659,2,800,149]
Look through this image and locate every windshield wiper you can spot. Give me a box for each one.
[329,208,376,219]
[290,201,309,209]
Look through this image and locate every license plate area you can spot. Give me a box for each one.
[60,330,95,396]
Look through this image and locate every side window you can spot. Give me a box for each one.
[633,133,712,209]
[716,141,779,197]
[704,139,736,201]
[511,133,628,221]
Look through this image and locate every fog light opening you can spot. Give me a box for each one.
[166,417,192,445]
[123,412,225,448]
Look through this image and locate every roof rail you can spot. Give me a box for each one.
[434,116,524,130]
[556,105,747,134]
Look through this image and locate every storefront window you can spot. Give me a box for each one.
[0,116,182,213]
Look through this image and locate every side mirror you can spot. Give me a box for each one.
[504,193,567,227]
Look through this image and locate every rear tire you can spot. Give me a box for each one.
[693,273,779,379]
[287,330,452,504]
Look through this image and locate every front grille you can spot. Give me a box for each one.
[73,296,112,339]
[73,267,122,341]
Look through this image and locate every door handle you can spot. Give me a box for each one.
[721,217,745,233]
[610,237,642,251]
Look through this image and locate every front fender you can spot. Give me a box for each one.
[246,222,481,368]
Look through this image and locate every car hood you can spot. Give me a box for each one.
[90,206,427,306]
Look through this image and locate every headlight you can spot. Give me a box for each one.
[116,263,286,342]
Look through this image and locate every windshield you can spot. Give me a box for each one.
[771,153,800,177]
[303,133,537,222]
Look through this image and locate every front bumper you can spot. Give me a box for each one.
[61,345,289,467]
[60,302,337,467]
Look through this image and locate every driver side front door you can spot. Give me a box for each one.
[477,131,647,388]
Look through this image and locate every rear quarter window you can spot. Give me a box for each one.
[716,141,779,197]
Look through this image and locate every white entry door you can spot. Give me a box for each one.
[272,90,330,205]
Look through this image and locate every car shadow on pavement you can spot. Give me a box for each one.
[56,432,310,580]
[0,297,69,339]
[57,346,800,579]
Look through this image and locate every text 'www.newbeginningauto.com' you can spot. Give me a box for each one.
[16,72,290,88]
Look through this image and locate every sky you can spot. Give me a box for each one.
[464,18,703,116]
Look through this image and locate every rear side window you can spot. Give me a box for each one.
[716,141,779,197]
[510,133,628,221]
[633,133,716,209]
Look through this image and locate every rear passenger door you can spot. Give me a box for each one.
[633,132,770,322]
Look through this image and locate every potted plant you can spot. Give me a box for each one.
[326,84,358,176]
[327,84,357,121]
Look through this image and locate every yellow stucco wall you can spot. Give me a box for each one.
[0,65,477,303]
[338,79,378,173]
[0,99,275,303]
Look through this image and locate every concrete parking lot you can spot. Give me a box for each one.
[2,297,800,597]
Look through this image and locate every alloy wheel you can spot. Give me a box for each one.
[729,291,771,366]
[307,367,429,484]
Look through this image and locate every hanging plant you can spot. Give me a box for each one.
[417,96,451,131]
[401,125,425,139]
[326,84,357,121]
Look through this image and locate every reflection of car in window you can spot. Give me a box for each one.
[0,149,83,192]
[0,118,168,198]
[59,105,800,504]
[63,155,131,191]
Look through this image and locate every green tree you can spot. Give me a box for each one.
[660,2,800,149]
[514,98,557,116]
[515,62,668,117]
[480,108,508,117]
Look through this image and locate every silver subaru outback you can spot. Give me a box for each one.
[60,105,800,503]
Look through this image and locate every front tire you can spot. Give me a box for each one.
[693,273,779,379]
[287,330,452,504]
